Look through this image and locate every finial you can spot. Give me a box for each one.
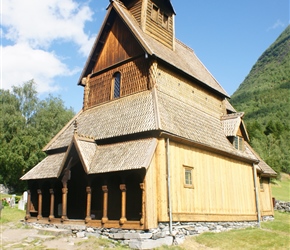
[73,119,78,134]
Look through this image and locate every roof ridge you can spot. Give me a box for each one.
[175,39,194,53]
[221,112,244,120]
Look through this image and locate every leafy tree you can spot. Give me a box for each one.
[0,80,75,192]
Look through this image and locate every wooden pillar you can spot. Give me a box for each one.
[140,183,145,225]
[25,190,31,220]
[85,186,92,223]
[49,189,55,221]
[119,184,127,225]
[101,185,108,224]
[37,189,43,220]
[61,184,68,221]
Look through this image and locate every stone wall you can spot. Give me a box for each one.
[28,220,258,249]
[274,200,290,212]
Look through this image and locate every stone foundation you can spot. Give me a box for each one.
[27,220,259,249]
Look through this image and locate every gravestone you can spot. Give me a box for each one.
[0,202,3,219]
[10,194,16,208]
[23,191,28,203]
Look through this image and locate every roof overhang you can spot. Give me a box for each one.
[20,152,66,180]
[21,138,157,181]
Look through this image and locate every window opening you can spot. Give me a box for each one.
[184,166,194,188]
[151,4,159,22]
[162,13,168,29]
[233,136,244,151]
[112,72,121,99]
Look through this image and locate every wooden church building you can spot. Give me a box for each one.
[21,0,276,230]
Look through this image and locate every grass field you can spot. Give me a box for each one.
[192,211,290,250]
[271,173,290,201]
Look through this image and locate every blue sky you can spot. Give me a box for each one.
[1,0,289,112]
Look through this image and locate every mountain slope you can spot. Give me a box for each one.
[230,25,290,177]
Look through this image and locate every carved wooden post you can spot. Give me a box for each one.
[37,189,43,220]
[140,183,145,225]
[25,190,31,220]
[101,185,108,224]
[49,189,55,221]
[119,184,127,225]
[85,186,92,222]
[61,184,68,221]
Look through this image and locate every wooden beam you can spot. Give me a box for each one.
[49,189,55,221]
[85,186,92,223]
[37,189,43,220]
[101,185,108,224]
[119,184,127,225]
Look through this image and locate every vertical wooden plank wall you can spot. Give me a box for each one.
[94,15,144,73]
[155,138,169,222]
[168,141,257,221]
[144,142,160,229]
[259,177,274,216]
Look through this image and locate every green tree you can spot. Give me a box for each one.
[0,80,75,192]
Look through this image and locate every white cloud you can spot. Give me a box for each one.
[1,43,77,93]
[1,0,96,94]
[2,0,94,55]
[267,19,285,31]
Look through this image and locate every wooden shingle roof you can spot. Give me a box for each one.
[244,142,277,177]
[221,112,244,137]
[22,138,157,180]
[156,90,256,162]
[221,112,250,141]
[43,89,257,162]
[89,138,157,174]
[21,152,66,180]
[44,90,157,151]
[78,0,229,98]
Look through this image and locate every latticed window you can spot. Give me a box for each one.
[184,166,194,188]
[233,136,244,151]
[112,72,121,99]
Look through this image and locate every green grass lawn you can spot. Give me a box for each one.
[271,173,290,201]
[0,203,25,224]
[192,211,290,250]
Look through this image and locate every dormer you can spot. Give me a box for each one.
[221,112,250,151]
[118,0,176,50]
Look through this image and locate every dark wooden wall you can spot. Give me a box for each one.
[86,57,149,109]
[145,0,174,49]
[94,15,144,73]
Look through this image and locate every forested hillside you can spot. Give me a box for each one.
[231,25,290,177]
[0,80,75,192]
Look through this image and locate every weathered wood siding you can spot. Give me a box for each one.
[128,0,142,24]
[145,0,174,49]
[85,57,149,109]
[259,177,274,216]
[155,140,258,222]
[156,66,224,118]
[144,143,159,229]
[94,15,144,73]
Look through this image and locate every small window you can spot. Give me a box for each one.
[233,136,244,151]
[184,166,194,188]
[260,177,264,191]
[162,13,168,29]
[112,72,121,99]
[151,4,159,22]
